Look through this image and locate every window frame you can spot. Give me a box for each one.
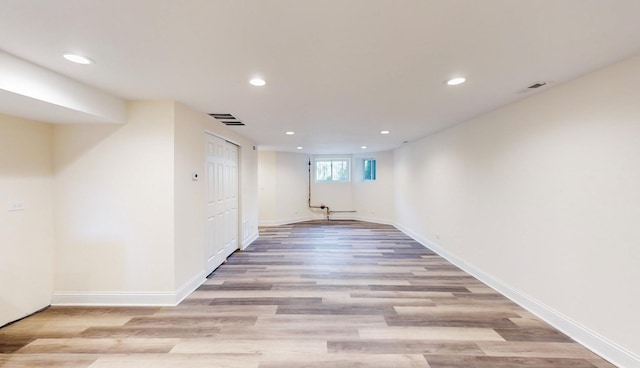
[363,158,377,181]
[314,157,351,182]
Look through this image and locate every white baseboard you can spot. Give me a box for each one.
[259,216,317,227]
[242,231,259,250]
[174,271,206,305]
[51,291,177,306]
[352,215,395,226]
[259,215,393,227]
[395,223,640,368]
[52,271,206,307]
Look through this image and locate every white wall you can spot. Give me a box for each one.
[52,101,259,305]
[0,114,54,326]
[173,103,206,295]
[173,102,258,292]
[258,151,313,225]
[258,151,277,223]
[53,101,176,303]
[258,151,393,225]
[352,151,394,224]
[394,55,640,365]
[0,99,258,317]
[311,154,354,220]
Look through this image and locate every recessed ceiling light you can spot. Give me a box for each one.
[361,146,367,149]
[286,131,295,135]
[296,146,303,150]
[63,53,94,65]
[249,78,266,86]
[446,77,466,86]
[380,130,390,135]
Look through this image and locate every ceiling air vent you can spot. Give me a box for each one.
[518,81,553,95]
[208,113,245,126]
[528,82,547,89]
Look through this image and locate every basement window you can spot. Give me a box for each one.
[315,158,350,182]
[363,159,376,181]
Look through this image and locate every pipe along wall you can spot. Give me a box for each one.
[307,159,356,220]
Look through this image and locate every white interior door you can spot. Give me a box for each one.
[205,133,239,274]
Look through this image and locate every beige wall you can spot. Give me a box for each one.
[394,55,640,362]
[53,101,176,300]
[0,100,258,316]
[0,114,54,326]
[173,104,206,291]
[52,101,259,304]
[173,102,258,290]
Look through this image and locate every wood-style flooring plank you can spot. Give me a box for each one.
[15,338,179,354]
[327,339,485,355]
[257,353,431,368]
[0,220,615,367]
[476,341,604,360]
[170,338,327,354]
[424,355,598,368]
[0,354,98,368]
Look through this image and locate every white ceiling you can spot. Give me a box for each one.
[1,0,640,154]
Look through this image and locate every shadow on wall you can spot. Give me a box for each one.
[53,124,121,173]
[0,115,53,178]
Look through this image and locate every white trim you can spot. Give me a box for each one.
[259,216,317,227]
[204,129,240,147]
[352,215,394,226]
[51,291,177,306]
[394,223,640,368]
[174,271,206,305]
[52,271,206,307]
[313,157,352,182]
[242,231,259,250]
[259,216,394,227]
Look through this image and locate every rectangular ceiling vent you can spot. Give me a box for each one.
[208,113,245,126]
[528,82,547,89]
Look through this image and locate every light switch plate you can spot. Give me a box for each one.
[8,200,25,212]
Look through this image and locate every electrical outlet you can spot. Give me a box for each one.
[8,200,25,212]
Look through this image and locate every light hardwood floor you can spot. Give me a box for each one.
[0,220,616,367]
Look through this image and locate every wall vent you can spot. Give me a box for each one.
[528,82,547,89]
[208,113,245,126]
